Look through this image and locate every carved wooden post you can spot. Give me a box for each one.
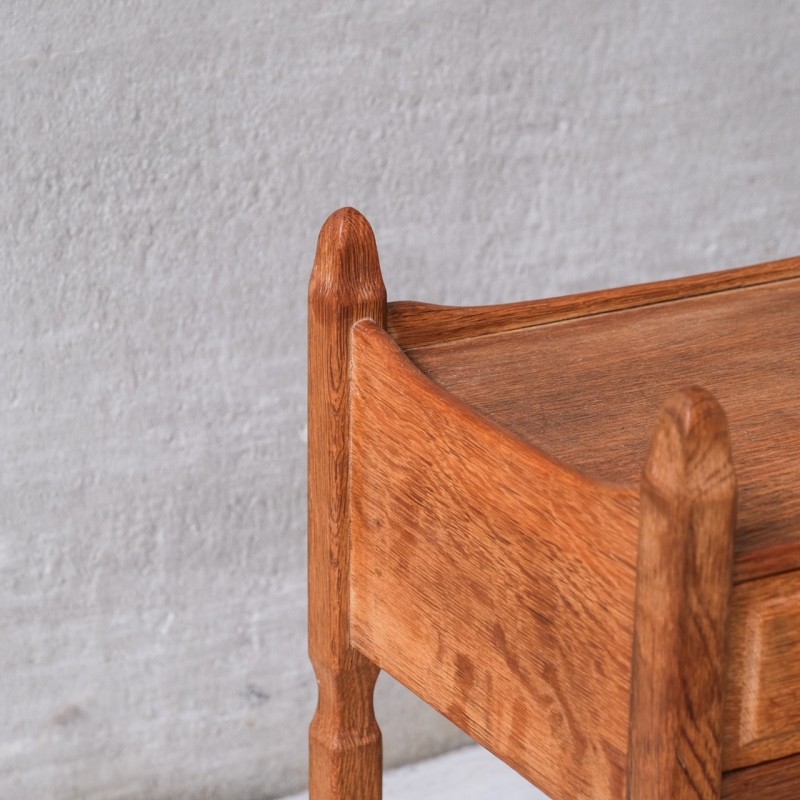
[308,208,386,799]
[628,387,737,799]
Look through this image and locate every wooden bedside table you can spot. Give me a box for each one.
[308,207,800,799]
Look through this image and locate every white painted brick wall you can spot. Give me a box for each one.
[1,2,798,798]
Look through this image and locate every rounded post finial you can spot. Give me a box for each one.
[643,385,736,499]
[310,208,386,313]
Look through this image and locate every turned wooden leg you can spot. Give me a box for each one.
[628,387,737,799]
[309,663,381,798]
[308,208,386,799]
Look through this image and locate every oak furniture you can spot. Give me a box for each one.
[308,207,800,799]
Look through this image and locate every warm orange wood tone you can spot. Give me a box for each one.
[628,388,736,799]
[725,571,800,769]
[308,207,800,799]
[723,752,800,798]
[308,208,386,800]
[387,256,800,348]
[406,279,800,584]
[349,320,639,799]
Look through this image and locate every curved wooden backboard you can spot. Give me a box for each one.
[386,256,800,349]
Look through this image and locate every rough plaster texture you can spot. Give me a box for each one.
[1,1,798,798]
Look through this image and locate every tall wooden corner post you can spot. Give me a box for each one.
[309,208,386,799]
[628,387,737,799]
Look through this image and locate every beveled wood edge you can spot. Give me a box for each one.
[722,751,800,798]
[724,570,800,771]
[734,543,800,585]
[387,256,800,349]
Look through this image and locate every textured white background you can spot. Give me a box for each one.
[1,1,798,798]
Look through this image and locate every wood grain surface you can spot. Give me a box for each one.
[627,388,736,799]
[349,320,640,800]
[405,278,800,583]
[308,208,386,800]
[387,257,800,349]
[310,208,800,797]
[722,752,800,799]
[724,570,800,769]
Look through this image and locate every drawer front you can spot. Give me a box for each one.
[724,570,800,769]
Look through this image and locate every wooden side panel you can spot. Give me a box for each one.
[387,256,800,348]
[627,388,736,800]
[308,208,386,800]
[349,321,640,800]
[724,571,800,769]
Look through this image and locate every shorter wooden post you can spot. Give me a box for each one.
[628,386,737,799]
[308,208,386,799]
